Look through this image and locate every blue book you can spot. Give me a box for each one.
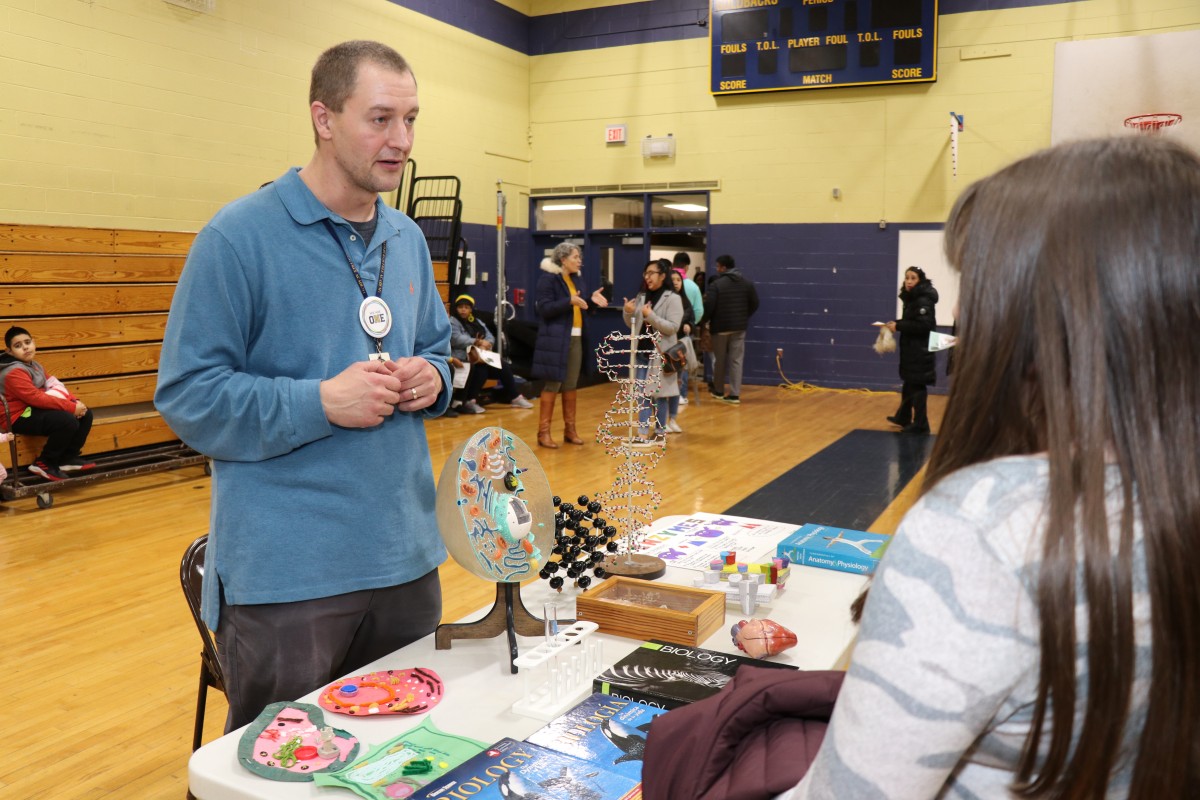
[411,737,641,800]
[524,693,667,782]
[776,523,893,575]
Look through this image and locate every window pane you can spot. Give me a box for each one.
[650,194,708,228]
[592,196,644,230]
[534,198,586,231]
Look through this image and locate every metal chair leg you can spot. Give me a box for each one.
[192,663,208,753]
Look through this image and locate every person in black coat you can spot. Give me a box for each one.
[699,254,759,404]
[886,266,939,434]
[531,242,608,448]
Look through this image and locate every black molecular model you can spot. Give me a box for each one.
[538,494,617,592]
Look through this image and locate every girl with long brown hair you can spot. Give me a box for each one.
[781,136,1200,798]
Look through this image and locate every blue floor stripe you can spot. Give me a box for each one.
[723,430,934,531]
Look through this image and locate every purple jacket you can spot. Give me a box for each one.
[643,667,844,800]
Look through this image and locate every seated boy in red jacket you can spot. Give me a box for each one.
[1,326,95,481]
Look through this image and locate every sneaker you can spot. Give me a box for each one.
[666,418,683,434]
[721,395,741,405]
[29,461,66,481]
[709,389,724,400]
[60,456,97,472]
[629,435,665,449]
[679,396,689,405]
[461,400,486,414]
[442,406,460,418]
[510,395,534,409]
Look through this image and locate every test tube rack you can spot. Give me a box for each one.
[510,621,604,721]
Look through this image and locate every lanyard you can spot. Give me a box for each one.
[325,220,388,354]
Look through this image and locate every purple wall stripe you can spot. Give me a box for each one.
[386,0,1083,56]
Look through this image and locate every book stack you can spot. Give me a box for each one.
[524,692,667,782]
[593,639,797,710]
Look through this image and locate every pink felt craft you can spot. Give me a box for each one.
[318,667,445,716]
[250,707,355,773]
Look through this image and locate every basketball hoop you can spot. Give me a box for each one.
[1124,113,1182,135]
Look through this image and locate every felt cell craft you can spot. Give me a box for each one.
[318,668,445,717]
[237,701,359,781]
[312,717,489,800]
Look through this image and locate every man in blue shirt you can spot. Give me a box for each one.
[156,41,452,731]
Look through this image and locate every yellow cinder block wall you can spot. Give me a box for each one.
[2,0,1197,233]
[0,0,531,231]
[529,0,1200,225]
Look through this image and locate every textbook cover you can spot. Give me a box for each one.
[524,693,668,782]
[411,737,641,800]
[775,523,893,575]
[593,640,797,710]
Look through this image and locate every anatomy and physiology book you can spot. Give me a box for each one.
[776,523,893,575]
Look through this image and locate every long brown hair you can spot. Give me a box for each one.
[929,136,1200,796]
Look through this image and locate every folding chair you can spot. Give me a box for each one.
[179,535,226,753]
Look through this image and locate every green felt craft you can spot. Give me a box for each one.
[313,716,488,800]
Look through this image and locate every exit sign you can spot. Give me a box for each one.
[605,124,628,144]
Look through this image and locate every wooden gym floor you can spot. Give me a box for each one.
[0,382,944,799]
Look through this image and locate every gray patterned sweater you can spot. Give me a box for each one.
[779,455,1150,799]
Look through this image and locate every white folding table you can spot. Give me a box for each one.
[188,514,867,799]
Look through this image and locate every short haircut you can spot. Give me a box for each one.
[550,242,580,266]
[309,41,412,145]
[716,254,735,270]
[673,252,691,267]
[5,325,30,349]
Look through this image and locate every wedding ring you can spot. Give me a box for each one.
[411,388,418,400]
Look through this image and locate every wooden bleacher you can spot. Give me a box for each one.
[2,221,453,507]
[0,223,205,507]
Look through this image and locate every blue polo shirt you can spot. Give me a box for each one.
[156,168,451,628]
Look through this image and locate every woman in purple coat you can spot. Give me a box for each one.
[531,243,608,448]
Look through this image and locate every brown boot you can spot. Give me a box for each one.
[538,391,559,448]
[562,390,585,445]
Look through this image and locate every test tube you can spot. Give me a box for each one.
[544,602,559,642]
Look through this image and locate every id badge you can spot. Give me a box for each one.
[368,352,391,362]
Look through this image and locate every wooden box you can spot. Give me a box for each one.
[574,576,725,646]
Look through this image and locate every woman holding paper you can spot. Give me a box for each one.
[449,294,533,414]
[885,266,938,434]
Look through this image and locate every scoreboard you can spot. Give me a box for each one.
[710,0,938,95]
